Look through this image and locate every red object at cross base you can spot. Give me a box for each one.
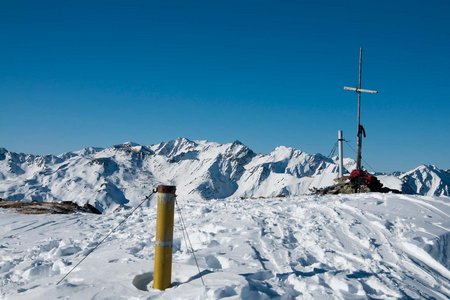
[349,169,382,192]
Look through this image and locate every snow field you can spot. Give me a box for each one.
[1,193,450,299]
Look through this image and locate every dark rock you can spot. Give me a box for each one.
[0,200,104,214]
[313,175,402,195]
[83,203,102,214]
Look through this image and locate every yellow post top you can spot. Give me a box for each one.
[156,185,176,194]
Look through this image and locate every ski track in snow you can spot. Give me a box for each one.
[1,194,450,299]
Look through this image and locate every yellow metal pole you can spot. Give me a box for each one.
[153,185,176,290]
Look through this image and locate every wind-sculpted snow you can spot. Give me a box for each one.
[1,194,449,299]
[0,139,449,211]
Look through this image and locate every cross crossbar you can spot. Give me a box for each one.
[344,86,378,94]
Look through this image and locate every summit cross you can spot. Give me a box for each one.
[344,47,378,171]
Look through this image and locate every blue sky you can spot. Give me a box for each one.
[1,0,449,172]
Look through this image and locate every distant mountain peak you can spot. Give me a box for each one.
[108,142,154,157]
[400,164,450,196]
[113,141,141,148]
[122,141,140,146]
[230,139,244,146]
[152,137,198,158]
[175,137,194,143]
[74,146,104,156]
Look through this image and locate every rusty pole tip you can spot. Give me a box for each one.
[156,185,176,194]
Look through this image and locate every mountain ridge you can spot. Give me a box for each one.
[1,138,449,212]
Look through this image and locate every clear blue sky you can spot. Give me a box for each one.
[1,0,449,172]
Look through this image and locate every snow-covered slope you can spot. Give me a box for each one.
[1,194,449,299]
[1,139,449,212]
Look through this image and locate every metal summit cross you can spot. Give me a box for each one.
[344,47,378,171]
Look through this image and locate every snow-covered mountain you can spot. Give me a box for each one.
[377,165,450,197]
[400,164,450,196]
[0,138,449,211]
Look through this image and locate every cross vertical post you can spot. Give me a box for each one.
[344,47,378,172]
[338,130,344,178]
[356,47,363,171]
